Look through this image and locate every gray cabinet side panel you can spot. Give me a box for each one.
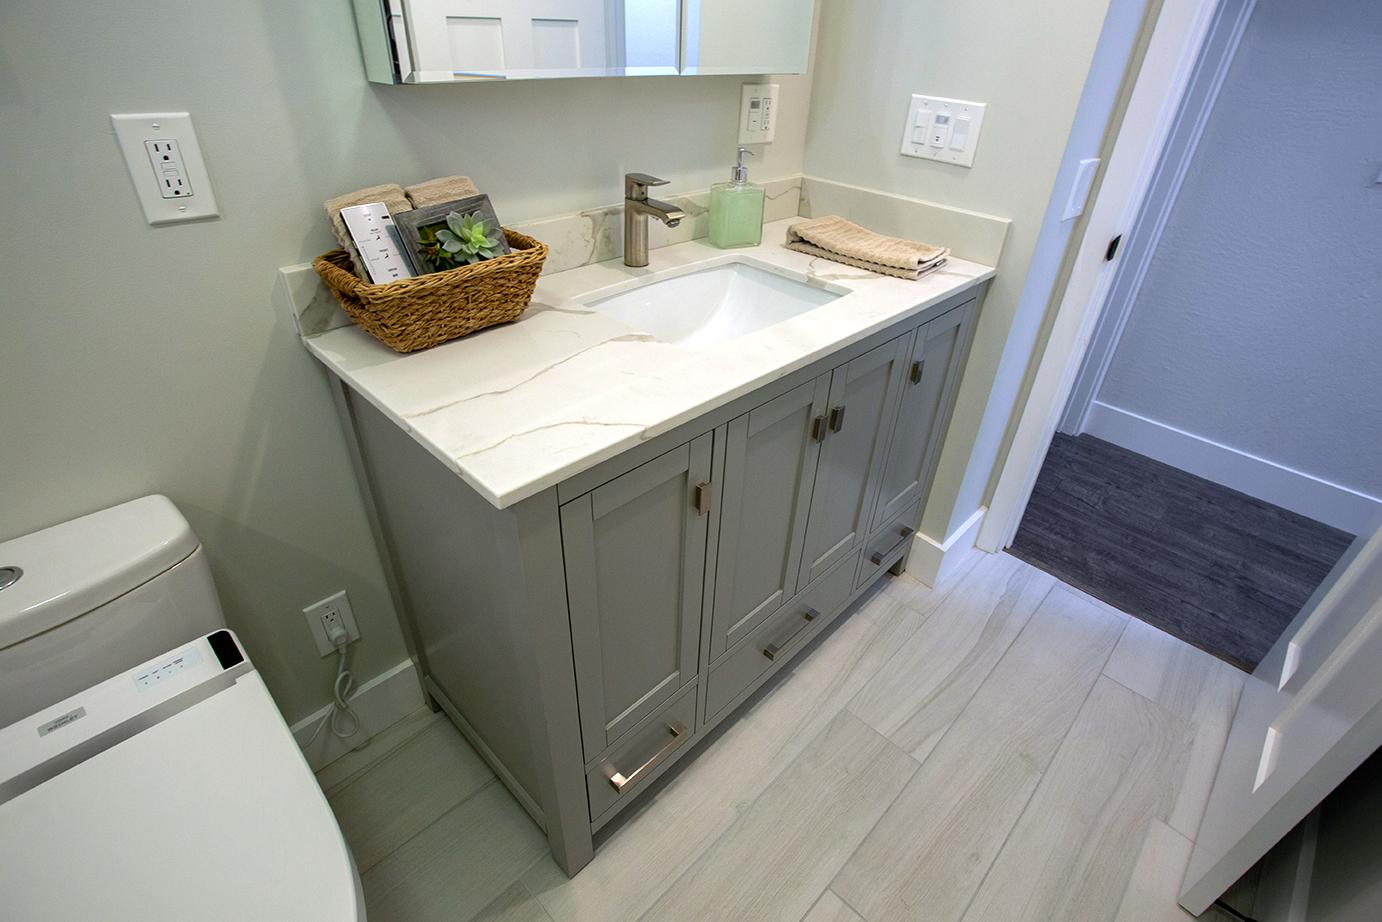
[347,391,545,808]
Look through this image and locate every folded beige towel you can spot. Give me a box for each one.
[785,215,949,280]
[324,183,413,278]
[404,175,481,209]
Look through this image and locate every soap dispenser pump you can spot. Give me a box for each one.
[709,147,765,249]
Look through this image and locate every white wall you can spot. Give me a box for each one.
[803,0,1116,541]
[0,0,814,723]
[1089,0,1382,531]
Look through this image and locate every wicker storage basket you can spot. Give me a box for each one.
[313,228,548,353]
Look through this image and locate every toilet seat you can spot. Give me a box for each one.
[0,632,364,922]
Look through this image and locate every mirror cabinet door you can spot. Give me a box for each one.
[355,0,813,84]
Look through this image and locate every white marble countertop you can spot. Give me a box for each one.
[304,218,995,509]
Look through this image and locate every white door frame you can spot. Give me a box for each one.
[976,0,1240,552]
[1059,0,1260,436]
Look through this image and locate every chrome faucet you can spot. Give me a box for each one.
[624,173,685,267]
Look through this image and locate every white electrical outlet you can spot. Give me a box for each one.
[303,590,361,657]
[111,112,219,225]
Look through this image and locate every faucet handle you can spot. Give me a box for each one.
[625,173,669,200]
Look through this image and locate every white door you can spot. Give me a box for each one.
[1180,526,1382,914]
[404,0,611,76]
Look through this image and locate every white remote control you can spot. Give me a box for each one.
[340,202,416,283]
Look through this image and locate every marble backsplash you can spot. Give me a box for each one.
[281,176,804,337]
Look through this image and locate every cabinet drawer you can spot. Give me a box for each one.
[586,680,698,823]
[705,550,858,722]
[856,501,921,589]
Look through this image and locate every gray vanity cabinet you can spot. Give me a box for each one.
[869,301,978,534]
[706,376,831,660]
[332,279,988,879]
[796,334,911,588]
[560,434,712,759]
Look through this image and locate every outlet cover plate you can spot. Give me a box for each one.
[900,94,987,168]
[303,590,361,656]
[739,83,780,145]
[111,112,220,225]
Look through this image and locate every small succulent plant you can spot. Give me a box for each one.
[418,211,503,271]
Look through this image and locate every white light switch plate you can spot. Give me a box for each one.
[900,95,987,168]
[111,112,219,225]
[739,84,780,145]
[1063,157,1102,221]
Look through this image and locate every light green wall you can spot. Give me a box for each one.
[0,0,814,723]
[803,0,1114,538]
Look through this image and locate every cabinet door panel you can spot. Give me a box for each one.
[798,335,910,588]
[870,301,976,533]
[562,434,711,759]
[709,375,830,660]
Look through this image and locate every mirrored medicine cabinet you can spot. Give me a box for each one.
[353,0,815,84]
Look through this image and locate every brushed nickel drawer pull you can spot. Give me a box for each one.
[694,481,713,516]
[763,607,819,661]
[910,360,925,384]
[811,415,827,442]
[829,405,846,432]
[607,720,688,793]
[871,526,916,565]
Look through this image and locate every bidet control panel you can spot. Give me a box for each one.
[134,646,203,690]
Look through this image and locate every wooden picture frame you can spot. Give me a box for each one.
[394,194,510,274]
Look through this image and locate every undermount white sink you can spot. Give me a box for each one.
[583,259,843,350]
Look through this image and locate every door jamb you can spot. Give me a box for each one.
[1059,0,1260,435]
[977,0,1239,553]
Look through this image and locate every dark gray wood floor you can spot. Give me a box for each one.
[1009,434,1354,671]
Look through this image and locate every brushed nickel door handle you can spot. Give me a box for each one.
[909,360,925,384]
[811,415,827,442]
[871,527,916,565]
[606,720,688,793]
[829,405,846,432]
[763,607,819,661]
[694,481,713,516]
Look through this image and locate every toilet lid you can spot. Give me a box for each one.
[0,634,362,922]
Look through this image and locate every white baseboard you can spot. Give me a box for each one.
[1084,401,1382,535]
[290,657,427,772]
[905,506,989,587]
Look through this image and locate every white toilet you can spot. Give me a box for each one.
[0,496,365,921]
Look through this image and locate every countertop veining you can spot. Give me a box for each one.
[303,218,995,509]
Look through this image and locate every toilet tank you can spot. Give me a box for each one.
[0,495,227,728]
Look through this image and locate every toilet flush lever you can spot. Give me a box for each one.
[0,566,21,591]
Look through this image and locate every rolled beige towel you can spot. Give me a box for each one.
[785,215,949,280]
[324,184,412,279]
[404,175,481,208]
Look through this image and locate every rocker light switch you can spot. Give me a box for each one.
[901,95,987,168]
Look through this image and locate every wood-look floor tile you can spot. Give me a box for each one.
[468,878,556,922]
[960,677,1193,922]
[1112,820,1197,922]
[330,716,495,871]
[316,707,440,796]
[642,712,916,922]
[363,782,547,922]
[848,551,1055,760]
[1104,616,1245,838]
[801,888,865,922]
[833,586,1126,922]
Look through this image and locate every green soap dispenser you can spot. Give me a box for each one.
[709,147,765,248]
